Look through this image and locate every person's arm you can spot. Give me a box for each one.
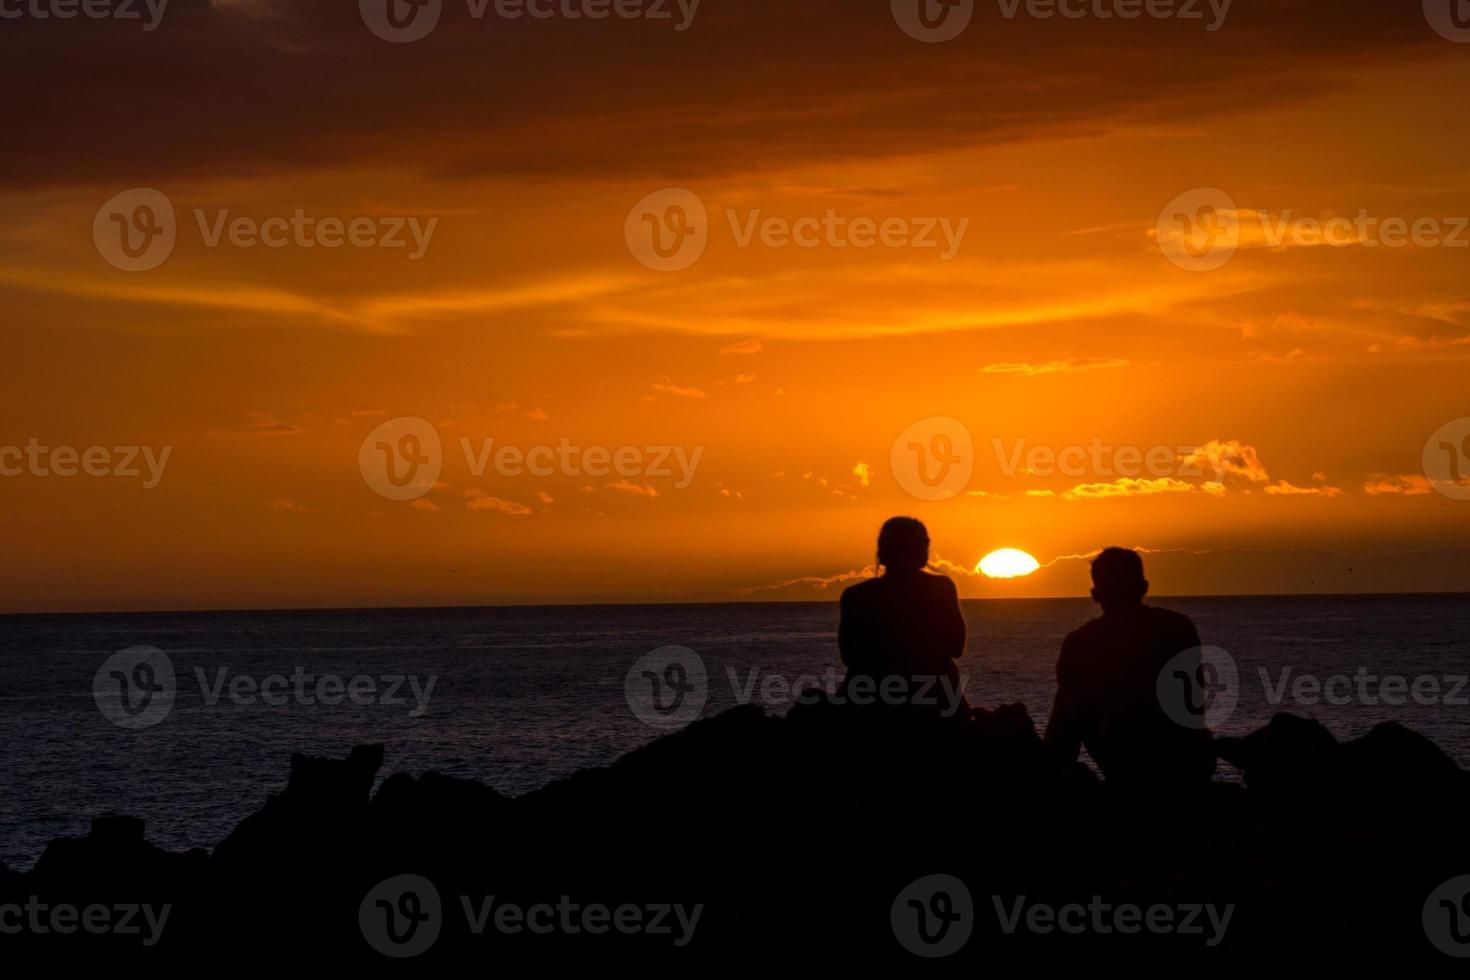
[1043,633,1084,763]
[1182,617,1203,655]
[837,587,861,670]
[940,576,967,663]
[1156,615,1205,698]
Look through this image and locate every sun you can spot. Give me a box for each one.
[978,548,1041,579]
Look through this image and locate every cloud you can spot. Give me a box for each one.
[350,275,640,331]
[1372,334,1470,353]
[719,340,763,355]
[1264,480,1343,497]
[412,498,441,513]
[852,462,872,488]
[746,565,878,594]
[1061,477,1212,500]
[464,489,532,514]
[745,545,1225,597]
[266,497,313,513]
[0,267,639,336]
[583,269,1220,341]
[233,413,305,436]
[1247,348,1309,363]
[652,377,707,399]
[1180,440,1271,483]
[1239,311,1319,340]
[1154,210,1423,257]
[751,556,977,596]
[607,480,658,498]
[981,358,1129,376]
[0,3,1439,190]
[1363,474,1435,495]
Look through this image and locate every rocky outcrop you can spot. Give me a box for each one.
[1218,713,1468,808]
[3,706,1468,966]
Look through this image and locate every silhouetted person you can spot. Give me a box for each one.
[837,518,967,716]
[1044,548,1215,785]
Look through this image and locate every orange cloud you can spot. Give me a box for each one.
[607,481,658,498]
[1363,475,1435,496]
[981,358,1129,376]
[1180,440,1271,483]
[464,490,532,515]
[1265,481,1343,497]
[1062,477,1214,500]
[652,378,707,399]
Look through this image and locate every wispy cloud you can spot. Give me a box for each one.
[1062,477,1224,500]
[607,480,658,498]
[651,377,707,399]
[226,412,305,436]
[1265,480,1343,497]
[981,357,1129,376]
[1180,440,1271,483]
[1363,474,1435,496]
[464,489,533,515]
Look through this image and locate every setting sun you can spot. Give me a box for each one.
[978,549,1041,579]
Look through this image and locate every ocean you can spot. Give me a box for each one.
[2,594,1468,870]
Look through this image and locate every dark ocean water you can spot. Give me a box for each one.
[2,595,1468,869]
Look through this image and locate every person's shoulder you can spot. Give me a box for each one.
[1065,614,1108,645]
[841,578,882,602]
[920,571,959,594]
[1143,605,1199,636]
[1058,615,1106,670]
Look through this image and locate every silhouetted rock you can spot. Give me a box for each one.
[213,743,383,870]
[1215,712,1341,792]
[32,814,207,890]
[4,709,1468,966]
[1216,713,1469,819]
[1342,720,1466,793]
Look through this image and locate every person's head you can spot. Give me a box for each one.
[1090,547,1148,609]
[877,517,930,573]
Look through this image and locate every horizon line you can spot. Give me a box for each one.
[2,589,1468,619]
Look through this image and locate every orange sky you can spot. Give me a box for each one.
[1,0,1469,612]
